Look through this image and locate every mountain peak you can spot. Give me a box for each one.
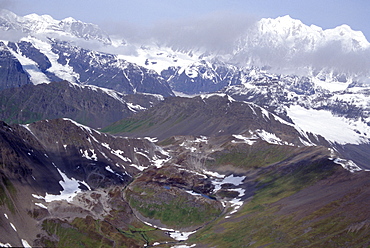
[0,10,111,43]
[24,13,55,23]
[61,16,77,23]
[260,15,304,28]
[331,24,367,39]
[275,14,300,24]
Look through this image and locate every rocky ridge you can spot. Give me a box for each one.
[0,80,163,128]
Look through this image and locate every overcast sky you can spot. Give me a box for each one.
[3,0,370,40]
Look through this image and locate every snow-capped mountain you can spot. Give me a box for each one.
[0,9,173,96]
[161,15,370,94]
[240,15,369,55]
[1,10,369,94]
[0,9,111,43]
[0,9,370,169]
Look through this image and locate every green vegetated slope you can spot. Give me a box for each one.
[38,188,171,248]
[207,141,295,169]
[190,154,370,248]
[102,94,370,247]
[0,171,16,214]
[124,166,223,230]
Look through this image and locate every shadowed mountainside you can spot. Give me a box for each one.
[0,81,163,128]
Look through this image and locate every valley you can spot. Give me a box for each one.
[0,9,369,248]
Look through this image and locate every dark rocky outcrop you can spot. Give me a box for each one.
[0,42,32,90]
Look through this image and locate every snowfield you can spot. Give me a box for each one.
[287,105,370,145]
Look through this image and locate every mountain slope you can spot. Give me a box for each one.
[0,118,172,246]
[103,93,370,172]
[103,94,303,141]
[0,37,175,96]
[0,80,163,128]
[0,108,369,247]
[0,41,31,90]
[189,160,370,248]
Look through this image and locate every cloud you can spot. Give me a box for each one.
[294,41,370,76]
[103,11,258,54]
[149,11,257,53]
[0,29,25,42]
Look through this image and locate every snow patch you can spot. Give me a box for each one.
[210,174,247,216]
[152,153,171,168]
[200,93,227,100]
[256,129,294,146]
[142,220,196,241]
[144,137,158,143]
[171,245,196,248]
[32,194,44,200]
[173,91,199,98]
[202,169,225,178]
[0,242,11,247]
[169,231,196,241]
[105,165,125,178]
[105,166,114,174]
[333,158,362,173]
[44,168,90,202]
[128,163,148,171]
[287,105,370,145]
[232,133,258,145]
[260,107,270,120]
[110,149,132,163]
[35,202,48,209]
[9,223,17,232]
[127,102,146,112]
[62,118,96,135]
[7,43,50,85]
[21,239,31,248]
[194,136,208,143]
[299,137,316,146]
[80,149,97,161]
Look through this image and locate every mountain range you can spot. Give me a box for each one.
[0,9,370,247]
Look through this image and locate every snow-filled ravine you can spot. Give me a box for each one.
[32,168,91,205]
[208,173,247,218]
[201,169,248,217]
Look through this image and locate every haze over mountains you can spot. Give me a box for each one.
[0,9,370,247]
